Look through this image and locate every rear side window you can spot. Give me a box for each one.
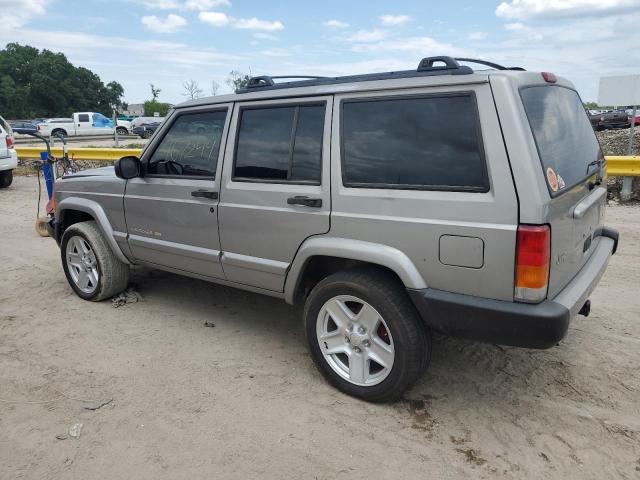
[341,94,488,191]
[234,104,325,184]
[147,110,227,177]
[78,114,90,122]
[521,86,603,196]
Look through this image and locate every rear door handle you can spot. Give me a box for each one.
[191,190,218,200]
[287,196,322,208]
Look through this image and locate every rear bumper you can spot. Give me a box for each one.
[0,150,18,171]
[408,230,617,349]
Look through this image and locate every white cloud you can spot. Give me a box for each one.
[0,0,49,29]
[347,29,389,42]
[198,11,229,26]
[185,0,230,10]
[379,14,411,26]
[323,19,349,28]
[496,0,640,20]
[349,35,468,56]
[253,32,278,40]
[468,31,488,40]
[131,0,183,9]
[141,14,187,33]
[198,12,283,31]
[232,17,284,31]
[504,22,526,30]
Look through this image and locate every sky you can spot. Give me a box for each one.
[1,0,640,105]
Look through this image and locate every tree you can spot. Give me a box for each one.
[150,83,161,101]
[182,79,204,100]
[210,80,219,96]
[226,70,251,92]
[143,100,171,117]
[0,43,125,118]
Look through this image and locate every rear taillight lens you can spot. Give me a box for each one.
[515,224,550,303]
[5,135,13,149]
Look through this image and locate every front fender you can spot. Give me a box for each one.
[56,197,130,265]
[283,237,427,304]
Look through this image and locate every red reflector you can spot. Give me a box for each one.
[515,225,550,290]
[541,72,557,83]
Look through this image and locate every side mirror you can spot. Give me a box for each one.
[115,156,141,179]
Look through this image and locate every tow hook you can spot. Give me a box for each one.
[578,300,591,317]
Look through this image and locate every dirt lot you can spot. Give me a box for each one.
[1,176,639,479]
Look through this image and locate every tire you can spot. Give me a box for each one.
[304,268,430,402]
[52,129,67,138]
[0,170,13,188]
[60,221,129,301]
[143,129,153,139]
[116,127,128,136]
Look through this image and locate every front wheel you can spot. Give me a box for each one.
[304,268,430,402]
[0,170,13,188]
[61,221,129,301]
[116,127,128,136]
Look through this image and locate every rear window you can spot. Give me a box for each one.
[521,86,603,196]
[341,94,488,191]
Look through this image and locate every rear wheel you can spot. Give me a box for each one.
[304,268,430,402]
[52,129,67,138]
[0,170,13,188]
[61,221,129,301]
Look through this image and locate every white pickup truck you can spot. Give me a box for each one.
[37,112,131,137]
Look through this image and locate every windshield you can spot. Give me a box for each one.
[521,86,603,196]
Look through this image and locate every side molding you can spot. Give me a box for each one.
[283,237,427,304]
[56,197,131,265]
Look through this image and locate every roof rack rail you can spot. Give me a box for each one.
[235,56,475,94]
[454,58,525,71]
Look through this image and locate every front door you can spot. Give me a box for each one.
[218,97,332,291]
[124,105,231,279]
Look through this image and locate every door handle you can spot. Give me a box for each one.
[287,196,322,208]
[191,189,219,199]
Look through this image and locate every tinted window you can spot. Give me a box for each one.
[342,95,488,190]
[234,104,324,183]
[147,110,227,177]
[521,86,603,196]
[78,114,90,122]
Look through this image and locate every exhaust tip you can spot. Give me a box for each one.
[578,299,591,317]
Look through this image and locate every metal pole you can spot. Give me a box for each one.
[622,105,636,201]
[113,110,119,148]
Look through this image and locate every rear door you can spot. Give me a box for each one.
[520,85,606,297]
[75,113,93,135]
[0,120,8,158]
[124,105,232,279]
[218,96,332,291]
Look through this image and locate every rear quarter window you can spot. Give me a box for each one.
[341,93,489,191]
[520,86,603,196]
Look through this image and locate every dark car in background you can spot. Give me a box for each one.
[588,110,629,131]
[132,122,160,139]
[10,121,38,135]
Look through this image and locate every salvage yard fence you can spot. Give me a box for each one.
[14,147,640,177]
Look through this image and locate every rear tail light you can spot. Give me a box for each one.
[515,224,550,303]
[5,135,13,149]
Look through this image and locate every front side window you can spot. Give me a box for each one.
[147,110,227,177]
[341,94,488,191]
[234,104,325,184]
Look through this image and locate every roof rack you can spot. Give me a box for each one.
[455,58,525,71]
[235,56,474,93]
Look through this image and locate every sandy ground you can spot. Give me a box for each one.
[1,175,639,480]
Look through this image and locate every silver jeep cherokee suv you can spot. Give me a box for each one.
[48,57,618,402]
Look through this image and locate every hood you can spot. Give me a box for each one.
[66,166,116,178]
